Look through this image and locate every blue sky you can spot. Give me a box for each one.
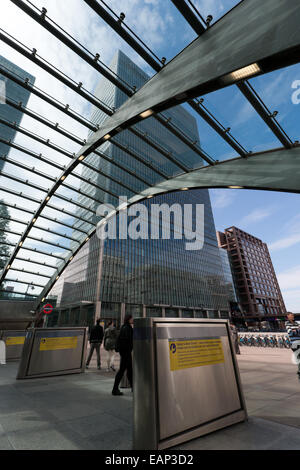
[1,0,299,310]
[210,189,300,312]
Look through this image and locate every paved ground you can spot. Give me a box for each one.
[176,347,300,450]
[1,346,300,450]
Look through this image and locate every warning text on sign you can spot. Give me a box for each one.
[6,337,25,346]
[169,338,224,371]
[39,336,78,351]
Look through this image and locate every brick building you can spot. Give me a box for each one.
[217,227,286,322]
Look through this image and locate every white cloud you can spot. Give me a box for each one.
[277,265,300,291]
[269,233,300,252]
[269,213,300,252]
[239,207,274,226]
[209,188,236,209]
[260,69,296,110]
[193,0,225,18]
[276,265,300,312]
[280,289,300,313]
[233,100,257,126]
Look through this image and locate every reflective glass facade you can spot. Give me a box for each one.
[219,247,238,304]
[0,55,35,171]
[0,56,35,291]
[49,51,233,317]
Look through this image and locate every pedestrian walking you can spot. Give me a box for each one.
[230,322,240,355]
[0,340,6,365]
[104,321,117,372]
[285,312,300,375]
[112,314,133,396]
[86,319,104,370]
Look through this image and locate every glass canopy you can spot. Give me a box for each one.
[0,0,299,308]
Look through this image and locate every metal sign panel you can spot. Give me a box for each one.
[133,318,247,450]
[17,327,88,379]
[0,330,27,361]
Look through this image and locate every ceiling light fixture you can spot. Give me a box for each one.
[223,63,261,84]
[140,109,154,119]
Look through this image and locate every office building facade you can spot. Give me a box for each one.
[48,51,234,326]
[217,226,286,321]
[0,56,35,285]
[0,55,35,171]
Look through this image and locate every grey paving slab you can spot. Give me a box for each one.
[6,424,92,451]
[0,410,59,434]
[36,402,99,422]
[245,389,291,401]
[255,382,300,395]
[63,412,131,438]
[0,435,14,450]
[86,427,133,451]
[243,398,276,414]
[253,401,300,420]
[0,399,35,416]
[103,404,133,425]
[173,417,300,450]
[283,392,300,406]
[2,348,300,449]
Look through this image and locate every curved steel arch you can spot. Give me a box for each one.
[1,0,300,307]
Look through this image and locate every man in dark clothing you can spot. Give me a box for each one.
[86,319,104,370]
[285,312,300,375]
[112,314,133,396]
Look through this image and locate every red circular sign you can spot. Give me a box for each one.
[43,304,53,315]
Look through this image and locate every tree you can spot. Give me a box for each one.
[0,200,11,272]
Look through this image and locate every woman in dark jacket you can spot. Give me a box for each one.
[112,314,133,396]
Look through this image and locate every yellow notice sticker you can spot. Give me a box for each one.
[169,338,224,371]
[6,337,25,346]
[39,336,78,351]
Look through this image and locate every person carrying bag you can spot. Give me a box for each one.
[104,321,117,371]
[112,314,133,396]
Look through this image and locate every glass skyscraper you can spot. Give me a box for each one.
[49,51,234,325]
[0,55,35,171]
